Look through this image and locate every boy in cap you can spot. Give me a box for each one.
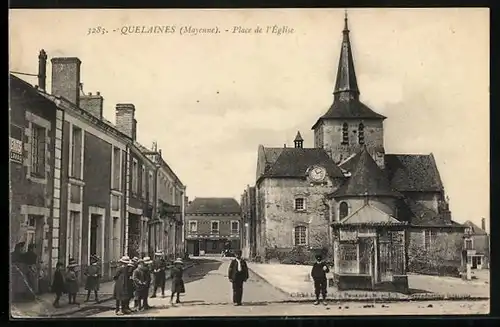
[311,254,329,305]
[84,255,101,303]
[65,258,80,305]
[227,250,249,306]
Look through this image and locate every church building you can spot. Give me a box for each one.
[253,14,465,275]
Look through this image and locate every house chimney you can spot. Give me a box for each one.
[481,217,486,231]
[38,50,47,91]
[51,57,82,107]
[80,91,104,119]
[115,103,136,140]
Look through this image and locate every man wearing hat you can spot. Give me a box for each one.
[310,254,329,305]
[132,258,152,311]
[227,250,249,306]
[151,251,167,298]
[142,256,153,309]
[84,255,101,303]
[113,256,133,315]
[128,257,139,310]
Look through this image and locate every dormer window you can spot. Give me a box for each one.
[358,123,365,145]
[341,123,349,145]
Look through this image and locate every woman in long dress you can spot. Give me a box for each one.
[170,258,185,305]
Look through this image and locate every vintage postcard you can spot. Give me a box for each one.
[9,8,489,318]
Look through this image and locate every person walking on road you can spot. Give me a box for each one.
[65,258,80,305]
[227,250,249,306]
[51,262,66,308]
[170,258,185,305]
[132,259,152,311]
[311,254,329,305]
[84,255,101,303]
[113,256,133,315]
[151,252,167,298]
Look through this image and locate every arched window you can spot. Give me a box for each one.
[339,201,349,220]
[294,226,307,246]
[358,123,365,145]
[342,123,349,145]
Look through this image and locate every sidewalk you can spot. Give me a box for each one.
[247,263,490,302]
[11,261,196,318]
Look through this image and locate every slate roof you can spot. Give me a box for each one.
[331,147,402,198]
[256,146,344,182]
[186,197,241,214]
[398,197,463,228]
[384,154,444,192]
[463,220,488,235]
[312,101,387,130]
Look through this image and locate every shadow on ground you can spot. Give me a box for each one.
[184,259,223,284]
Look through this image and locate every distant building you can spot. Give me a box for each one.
[463,218,490,270]
[185,198,241,256]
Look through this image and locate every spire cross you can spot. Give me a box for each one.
[344,10,349,31]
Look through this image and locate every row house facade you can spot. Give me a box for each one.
[10,50,187,289]
[143,146,186,260]
[10,69,62,294]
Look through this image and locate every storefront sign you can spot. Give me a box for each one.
[339,230,358,241]
[10,137,23,164]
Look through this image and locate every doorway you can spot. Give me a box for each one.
[89,214,103,260]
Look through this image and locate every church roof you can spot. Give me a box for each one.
[463,220,488,235]
[331,147,402,198]
[385,154,444,192]
[311,13,385,130]
[397,197,463,228]
[335,203,403,225]
[186,197,241,214]
[256,146,344,182]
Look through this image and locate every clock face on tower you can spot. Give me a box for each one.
[309,166,327,182]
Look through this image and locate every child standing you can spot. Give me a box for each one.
[84,255,101,303]
[170,258,185,305]
[311,254,329,305]
[51,262,66,308]
[66,258,80,305]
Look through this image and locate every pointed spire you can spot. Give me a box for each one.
[294,131,303,148]
[333,10,360,102]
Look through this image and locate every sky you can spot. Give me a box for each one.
[9,8,489,230]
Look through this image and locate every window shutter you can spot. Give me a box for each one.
[292,227,296,246]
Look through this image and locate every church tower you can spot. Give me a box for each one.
[312,12,386,168]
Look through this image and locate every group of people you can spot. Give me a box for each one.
[113,252,185,315]
[50,254,102,307]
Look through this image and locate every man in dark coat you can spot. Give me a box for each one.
[51,262,66,308]
[113,256,132,315]
[227,250,249,306]
[151,252,166,298]
[132,259,151,311]
[310,254,329,305]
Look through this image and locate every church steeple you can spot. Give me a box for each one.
[294,131,303,148]
[333,11,360,102]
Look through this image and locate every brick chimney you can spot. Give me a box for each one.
[115,103,136,140]
[481,217,486,231]
[51,57,81,107]
[80,91,104,119]
[38,50,47,91]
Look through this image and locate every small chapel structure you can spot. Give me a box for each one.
[252,12,466,288]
